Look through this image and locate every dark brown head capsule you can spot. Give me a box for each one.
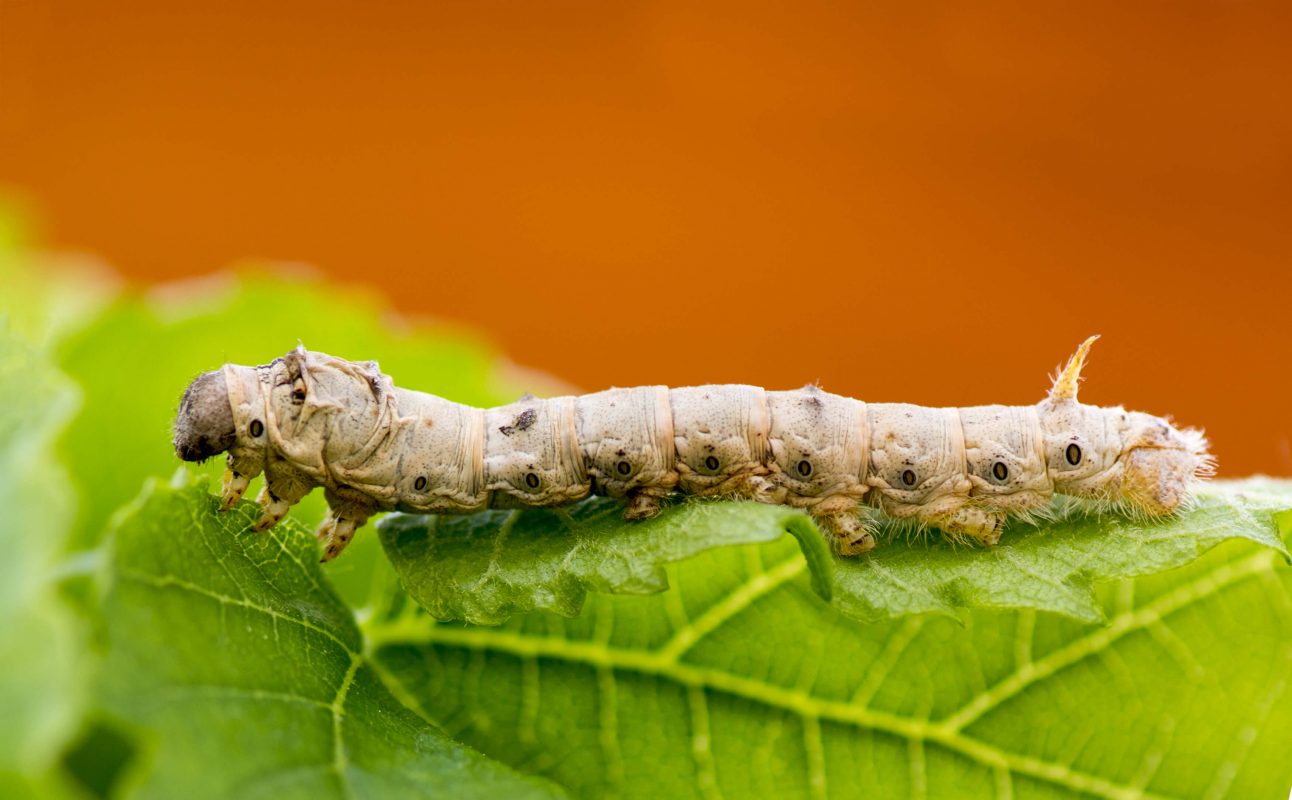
[173,370,237,462]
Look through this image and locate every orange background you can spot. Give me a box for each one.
[1,0,1289,475]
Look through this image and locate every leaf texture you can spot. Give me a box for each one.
[381,483,1289,624]
[379,498,833,625]
[369,495,1292,799]
[97,480,565,800]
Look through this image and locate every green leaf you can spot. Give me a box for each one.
[368,487,1292,799]
[0,324,86,792]
[830,483,1292,622]
[51,269,542,607]
[380,483,1289,625]
[379,499,834,625]
[97,478,565,800]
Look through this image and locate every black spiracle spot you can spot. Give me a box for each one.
[525,472,540,489]
[797,459,812,477]
[1066,443,1083,466]
[249,419,264,438]
[992,461,1009,481]
[616,460,632,476]
[901,469,916,487]
[414,476,428,491]
[704,455,720,471]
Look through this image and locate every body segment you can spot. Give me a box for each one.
[173,337,1213,561]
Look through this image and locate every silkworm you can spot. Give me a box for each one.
[172,337,1213,561]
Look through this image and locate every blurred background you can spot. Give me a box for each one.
[0,0,1289,475]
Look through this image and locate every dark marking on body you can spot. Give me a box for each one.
[500,408,538,436]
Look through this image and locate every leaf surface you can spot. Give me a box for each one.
[98,480,565,800]
[369,488,1292,799]
[381,483,1289,624]
[379,498,833,625]
[830,485,1290,622]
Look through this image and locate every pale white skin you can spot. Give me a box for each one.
[179,337,1212,561]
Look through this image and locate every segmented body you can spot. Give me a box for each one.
[174,337,1212,561]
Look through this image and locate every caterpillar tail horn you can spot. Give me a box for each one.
[1048,335,1100,402]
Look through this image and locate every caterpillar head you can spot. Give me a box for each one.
[174,369,236,462]
[1038,336,1213,515]
[175,347,391,464]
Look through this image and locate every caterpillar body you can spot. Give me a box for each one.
[172,337,1213,562]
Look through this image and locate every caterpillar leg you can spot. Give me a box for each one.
[817,511,876,555]
[315,511,361,562]
[253,490,291,531]
[690,468,780,504]
[221,468,250,511]
[812,497,876,555]
[251,462,313,532]
[928,506,1006,547]
[745,474,787,505]
[220,451,263,511]
[623,486,669,520]
[319,489,376,562]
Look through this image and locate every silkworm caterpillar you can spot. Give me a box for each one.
[172,337,1212,561]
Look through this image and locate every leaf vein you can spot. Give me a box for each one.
[940,546,1276,732]
[372,623,1174,800]
[120,568,360,657]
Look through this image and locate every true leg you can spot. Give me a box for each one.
[318,489,376,562]
[220,451,263,511]
[251,461,313,532]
